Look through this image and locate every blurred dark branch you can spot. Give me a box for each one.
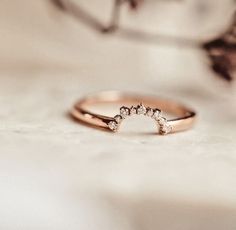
[103,0,144,32]
[52,0,235,82]
[52,0,183,33]
[51,0,197,48]
[51,0,105,31]
[51,0,65,10]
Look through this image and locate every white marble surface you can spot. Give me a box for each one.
[0,0,236,229]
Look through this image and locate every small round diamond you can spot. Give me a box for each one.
[120,106,130,118]
[114,115,122,123]
[137,103,146,115]
[160,123,172,135]
[108,121,118,131]
[130,106,137,115]
[146,107,154,117]
[153,109,161,120]
[157,117,167,126]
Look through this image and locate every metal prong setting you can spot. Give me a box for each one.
[107,103,172,135]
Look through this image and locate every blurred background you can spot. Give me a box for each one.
[0,0,235,83]
[0,0,236,230]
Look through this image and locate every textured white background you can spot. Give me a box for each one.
[0,0,236,229]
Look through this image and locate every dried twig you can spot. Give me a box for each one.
[52,0,235,82]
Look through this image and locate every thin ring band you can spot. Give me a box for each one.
[71,91,196,135]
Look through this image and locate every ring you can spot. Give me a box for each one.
[70,91,196,135]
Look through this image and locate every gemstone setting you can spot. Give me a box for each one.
[107,103,172,135]
[114,115,122,123]
[130,106,137,115]
[120,106,130,118]
[137,103,146,115]
[153,109,161,120]
[108,121,118,131]
[159,122,172,135]
[146,107,154,117]
[157,117,166,126]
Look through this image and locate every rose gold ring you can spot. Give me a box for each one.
[71,91,196,135]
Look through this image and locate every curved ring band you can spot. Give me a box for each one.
[71,91,196,135]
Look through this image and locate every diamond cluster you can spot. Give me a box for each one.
[107,103,172,135]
